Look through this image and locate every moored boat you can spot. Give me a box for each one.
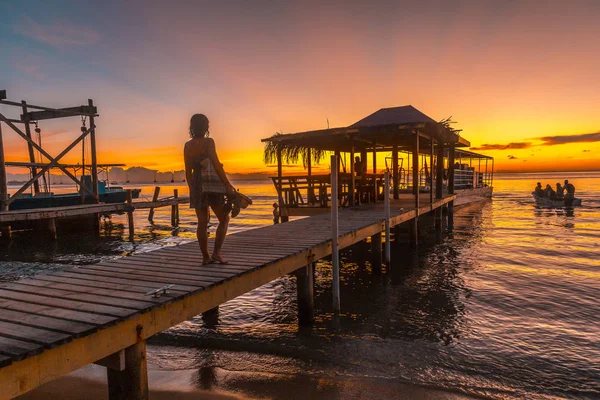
[532,192,582,207]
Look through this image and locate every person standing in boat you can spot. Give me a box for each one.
[564,180,576,206]
[556,183,565,199]
[185,114,236,265]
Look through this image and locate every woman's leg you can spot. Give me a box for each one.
[195,206,211,264]
[210,200,230,262]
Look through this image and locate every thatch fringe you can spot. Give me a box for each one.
[263,133,329,169]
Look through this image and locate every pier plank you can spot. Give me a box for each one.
[35,275,190,295]
[97,260,251,279]
[13,279,178,302]
[0,336,44,360]
[78,265,224,286]
[0,283,158,310]
[0,289,139,318]
[56,271,202,293]
[0,355,11,368]
[0,301,116,327]
[0,308,96,337]
[0,320,72,348]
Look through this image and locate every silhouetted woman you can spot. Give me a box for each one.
[184,114,235,264]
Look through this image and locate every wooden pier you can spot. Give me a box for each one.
[0,194,453,399]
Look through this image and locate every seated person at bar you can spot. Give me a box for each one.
[534,182,544,196]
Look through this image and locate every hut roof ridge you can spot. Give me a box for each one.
[350,105,437,128]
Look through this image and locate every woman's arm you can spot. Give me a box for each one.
[184,142,193,188]
[207,138,235,194]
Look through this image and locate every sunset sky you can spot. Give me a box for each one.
[1,0,599,175]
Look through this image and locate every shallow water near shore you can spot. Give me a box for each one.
[2,172,600,399]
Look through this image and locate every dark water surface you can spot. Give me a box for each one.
[1,172,599,399]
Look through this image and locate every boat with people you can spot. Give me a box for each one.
[532,193,582,207]
[532,180,581,208]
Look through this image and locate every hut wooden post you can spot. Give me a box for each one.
[126,189,134,241]
[107,340,149,400]
[171,189,179,227]
[430,139,434,205]
[296,262,315,325]
[277,149,288,222]
[384,171,391,266]
[307,148,313,204]
[392,144,399,199]
[448,146,455,231]
[410,132,419,247]
[435,141,445,236]
[360,148,367,203]
[88,99,98,201]
[331,154,340,313]
[349,139,355,206]
[334,150,341,207]
[372,141,377,203]
[20,101,40,194]
[148,186,160,222]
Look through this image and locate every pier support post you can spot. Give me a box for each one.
[126,189,134,241]
[148,186,160,222]
[48,218,57,240]
[384,171,391,267]
[448,146,455,231]
[296,263,315,325]
[409,218,418,248]
[331,155,340,313]
[107,340,149,400]
[202,307,219,328]
[171,189,179,227]
[434,207,443,240]
[371,232,382,274]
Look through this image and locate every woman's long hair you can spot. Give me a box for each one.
[190,114,209,138]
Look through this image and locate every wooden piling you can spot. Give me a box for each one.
[411,133,419,247]
[448,146,455,231]
[331,154,340,313]
[126,190,134,241]
[371,232,382,274]
[106,340,149,400]
[147,187,160,222]
[349,139,355,206]
[48,218,57,240]
[435,142,444,235]
[171,189,179,227]
[88,99,98,201]
[0,120,10,240]
[392,145,399,199]
[384,171,391,266]
[296,263,315,325]
[21,101,40,194]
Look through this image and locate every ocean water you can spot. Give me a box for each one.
[1,172,599,399]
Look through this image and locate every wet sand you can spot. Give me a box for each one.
[17,364,478,400]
